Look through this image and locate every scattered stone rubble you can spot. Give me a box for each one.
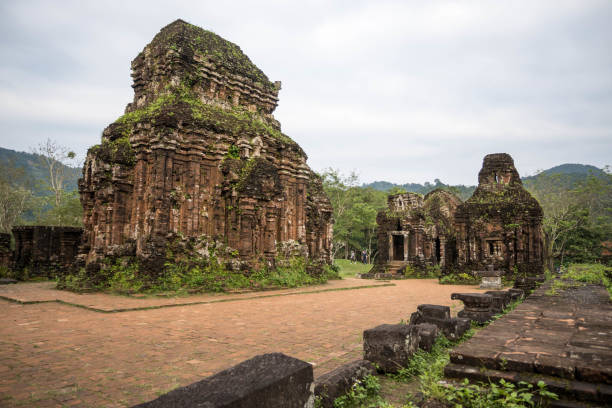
[369,153,545,279]
[78,19,333,278]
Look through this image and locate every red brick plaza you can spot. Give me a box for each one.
[0,279,482,407]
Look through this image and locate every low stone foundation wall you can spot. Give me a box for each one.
[12,226,83,278]
[445,280,612,406]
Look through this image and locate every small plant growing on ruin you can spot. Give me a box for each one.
[332,374,382,408]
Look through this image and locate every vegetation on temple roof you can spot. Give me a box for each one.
[106,83,298,148]
[145,19,275,92]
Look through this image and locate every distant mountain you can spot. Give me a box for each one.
[0,147,81,195]
[363,163,607,201]
[363,178,475,201]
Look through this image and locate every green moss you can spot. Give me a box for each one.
[148,20,275,92]
[112,84,295,146]
[89,136,136,167]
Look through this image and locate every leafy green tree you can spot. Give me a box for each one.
[0,160,33,233]
[28,139,83,227]
[321,169,386,261]
[527,168,612,268]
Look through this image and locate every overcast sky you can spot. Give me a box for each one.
[0,0,610,185]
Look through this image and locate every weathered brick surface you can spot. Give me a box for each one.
[446,280,612,404]
[78,20,333,277]
[11,226,82,277]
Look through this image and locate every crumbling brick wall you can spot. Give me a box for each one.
[0,233,11,269]
[11,226,83,277]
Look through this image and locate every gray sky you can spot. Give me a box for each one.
[1,0,610,185]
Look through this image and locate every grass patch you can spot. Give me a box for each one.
[334,259,372,278]
[403,264,440,279]
[59,255,340,295]
[548,263,612,299]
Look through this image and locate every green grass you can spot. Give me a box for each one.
[334,259,372,278]
[549,263,612,299]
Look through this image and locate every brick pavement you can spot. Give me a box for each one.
[0,279,484,407]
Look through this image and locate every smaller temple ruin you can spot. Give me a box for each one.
[11,226,83,278]
[369,190,461,275]
[369,153,544,277]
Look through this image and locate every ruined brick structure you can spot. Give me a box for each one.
[454,153,544,275]
[370,189,461,275]
[0,233,11,269]
[12,226,83,277]
[78,20,333,275]
[370,154,544,276]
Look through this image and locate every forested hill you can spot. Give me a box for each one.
[0,147,81,195]
[364,163,607,200]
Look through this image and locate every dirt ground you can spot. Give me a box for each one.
[0,278,483,407]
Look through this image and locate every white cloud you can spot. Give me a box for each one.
[0,0,610,185]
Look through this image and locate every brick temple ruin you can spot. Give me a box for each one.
[77,20,333,275]
[370,153,544,276]
[11,226,83,277]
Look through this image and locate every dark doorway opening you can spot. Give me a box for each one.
[435,237,441,263]
[393,235,404,261]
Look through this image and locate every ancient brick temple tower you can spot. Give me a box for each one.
[369,153,544,277]
[454,153,544,275]
[78,20,333,274]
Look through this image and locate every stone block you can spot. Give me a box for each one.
[480,276,502,289]
[415,323,439,352]
[507,288,524,301]
[133,353,313,408]
[314,360,374,408]
[408,304,470,341]
[451,293,496,324]
[363,324,420,373]
[484,290,513,312]
[415,304,451,320]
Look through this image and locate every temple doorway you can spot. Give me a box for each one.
[393,235,404,261]
[435,237,441,263]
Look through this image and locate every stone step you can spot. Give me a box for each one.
[444,363,612,406]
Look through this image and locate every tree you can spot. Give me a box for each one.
[32,138,77,207]
[0,161,32,233]
[321,169,387,261]
[527,168,612,269]
[29,139,83,226]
